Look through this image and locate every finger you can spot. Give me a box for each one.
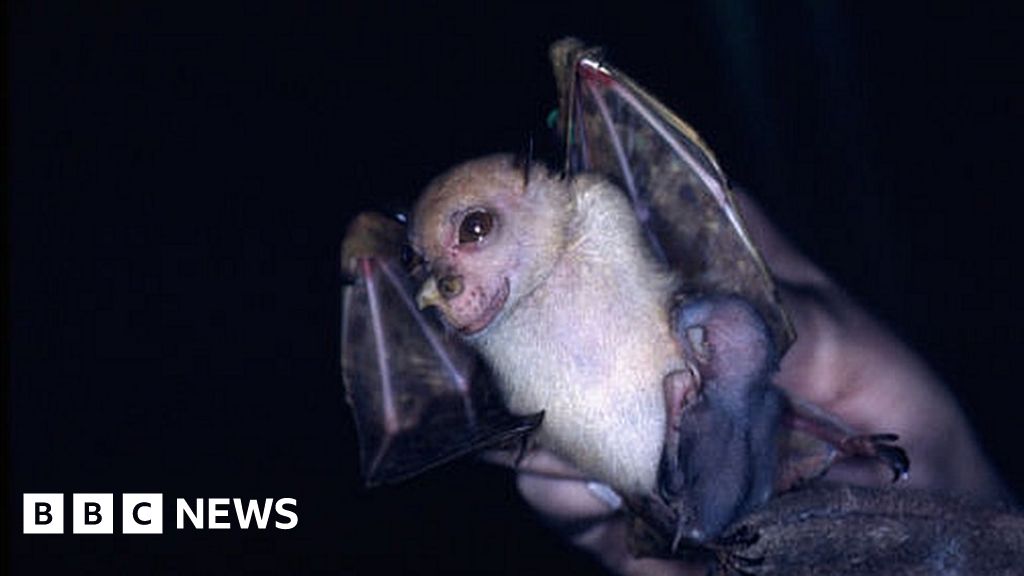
[484,447,625,517]
[517,474,619,526]
[480,447,592,481]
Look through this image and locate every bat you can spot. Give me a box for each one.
[340,37,908,555]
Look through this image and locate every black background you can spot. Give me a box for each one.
[7,2,1022,574]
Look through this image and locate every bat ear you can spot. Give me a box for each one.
[511,137,536,193]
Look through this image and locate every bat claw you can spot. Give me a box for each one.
[840,433,910,482]
[881,445,911,482]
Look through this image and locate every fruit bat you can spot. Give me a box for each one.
[340,38,908,555]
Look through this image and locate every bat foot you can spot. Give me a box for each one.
[840,433,910,482]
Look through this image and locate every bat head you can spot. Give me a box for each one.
[409,154,571,337]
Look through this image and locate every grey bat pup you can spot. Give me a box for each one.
[410,153,781,545]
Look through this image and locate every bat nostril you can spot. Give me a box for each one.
[438,275,464,299]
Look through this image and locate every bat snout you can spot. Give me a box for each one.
[416,276,443,310]
[416,274,465,311]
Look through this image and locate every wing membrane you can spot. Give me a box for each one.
[552,39,795,352]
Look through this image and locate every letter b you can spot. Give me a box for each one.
[73,493,113,534]
[23,494,63,534]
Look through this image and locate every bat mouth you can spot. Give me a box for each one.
[459,278,510,336]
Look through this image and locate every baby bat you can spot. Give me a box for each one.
[340,38,908,554]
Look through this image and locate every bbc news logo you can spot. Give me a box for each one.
[23,494,298,534]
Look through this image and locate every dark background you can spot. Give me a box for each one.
[7,2,1021,574]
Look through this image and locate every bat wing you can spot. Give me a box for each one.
[551,38,795,354]
[341,213,542,486]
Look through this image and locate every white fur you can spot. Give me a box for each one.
[475,176,682,493]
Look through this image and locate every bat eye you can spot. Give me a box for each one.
[458,210,494,244]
